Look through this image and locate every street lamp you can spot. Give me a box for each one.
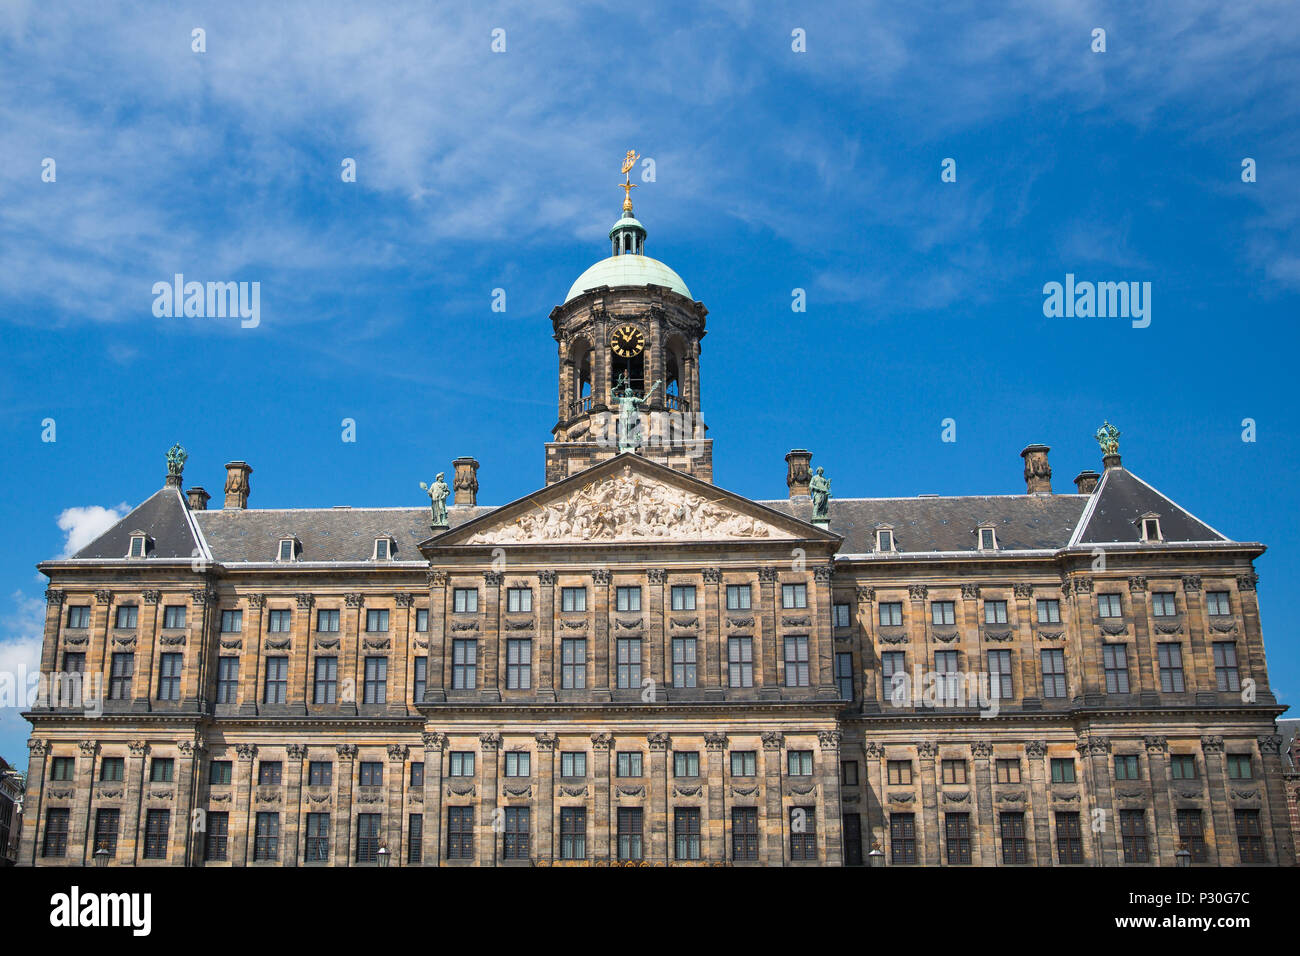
[94,843,110,868]
[1175,845,1191,868]
[376,841,390,868]
[868,841,885,868]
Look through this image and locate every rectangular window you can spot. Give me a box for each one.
[415,608,429,632]
[782,583,807,609]
[732,807,759,862]
[143,809,170,859]
[91,808,120,858]
[1158,643,1185,693]
[303,812,329,862]
[254,812,280,861]
[505,639,532,690]
[216,657,239,704]
[878,602,903,627]
[995,758,1021,785]
[673,751,700,778]
[1176,809,1207,863]
[150,757,174,783]
[988,649,1013,700]
[453,588,478,613]
[616,638,642,689]
[452,640,477,690]
[560,587,586,612]
[50,756,74,781]
[1226,754,1253,780]
[504,752,531,778]
[841,760,859,787]
[890,813,916,864]
[731,751,756,777]
[1056,812,1083,864]
[42,807,70,858]
[671,637,697,688]
[413,657,427,702]
[115,605,138,629]
[1213,642,1240,692]
[783,636,810,687]
[1000,812,1028,864]
[447,807,473,860]
[616,752,642,778]
[882,651,906,697]
[1097,594,1123,618]
[220,609,242,633]
[726,584,752,611]
[1050,758,1076,784]
[359,762,383,787]
[206,811,229,861]
[208,760,231,785]
[316,609,340,632]
[410,763,424,787]
[408,814,422,864]
[506,588,532,613]
[356,813,381,863]
[930,601,956,626]
[945,813,972,864]
[789,807,817,861]
[1103,644,1130,694]
[887,760,912,786]
[503,807,530,860]
[1041,648,1066,698]
[1206,591,1231,616]
[365,609,389,633]
[156,652,182,701]
[833,603,851,628]
[1151,592,1177,617]
[257,761,282,786]
[109,652,134,699]
[561,638,586,689]
[934,650,960,704]
[95,756,124,782]
[1114,754,1140,781]
[560,752,586,778]
[267,609,291,633]
[615,586,641,612]
[448,752,475,777]
[1170,754,1198,780]
[560,807,587,860]
[728,637,754,688]
[263,656,288,704]
[1119,809,1149,863]
[786,751,813,776]
[941,759,967,785]
[674,808,701,861]
[835,651,853,699]
[1235,810,1266,863]
[984,600,1008,625]
[163,606,187,629]
[617,807,644,861]
[308,761,332,787]
[62,651,85,675]
[1037,599,1061,624]
[67,606,91,629]
[670,585,696,611]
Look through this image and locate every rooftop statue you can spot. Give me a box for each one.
[616,373,660,453]
[421,473,450,528]
[166,443,187,477]
[1095,421,1121,457]
[809,466,831,521]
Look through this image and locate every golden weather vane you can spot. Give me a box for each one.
[619,148,639,214]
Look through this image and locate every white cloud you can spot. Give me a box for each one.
[56,503,129,558]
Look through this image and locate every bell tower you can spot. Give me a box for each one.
[545,151,712,485]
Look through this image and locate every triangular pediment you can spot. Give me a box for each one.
[432,454,833,547]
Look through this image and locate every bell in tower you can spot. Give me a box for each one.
[545,150,712,485]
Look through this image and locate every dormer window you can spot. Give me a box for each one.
[127,532,149,559]
[372,536,395,560]
[277,538,297,562]
[977,526,998,551]
[1139,514,1162,543]
[876,528,895,552]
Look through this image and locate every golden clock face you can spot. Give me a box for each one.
[610,324,645,358]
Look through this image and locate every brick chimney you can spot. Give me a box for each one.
[1073,470,1100,494]
[224,461,252,509]
[186,487,210,510]
[786,449,812,498]
[452,457,479,506]
[1020,444,1052,494]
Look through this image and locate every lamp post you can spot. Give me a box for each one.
[1175,844,1191,868]
[868,841,885,868]
[376,841,390,868]
[94,843,110,868]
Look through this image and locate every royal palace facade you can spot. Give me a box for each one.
[20,178,1295,868]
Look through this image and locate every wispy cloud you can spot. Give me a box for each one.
[56,503,129,557]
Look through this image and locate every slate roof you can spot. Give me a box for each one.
[1072,467,1226,545]
[69,487,207,561]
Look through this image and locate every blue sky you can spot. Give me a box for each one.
[1,1,1298,763]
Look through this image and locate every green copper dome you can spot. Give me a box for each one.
[565,254,692,304]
